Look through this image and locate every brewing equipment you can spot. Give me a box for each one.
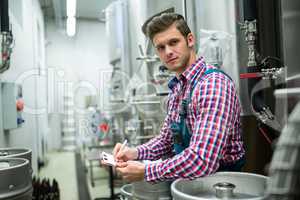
[132,181,172,200]
[0,148,32,173]
[0,158,32,200]
[120,184,133,200]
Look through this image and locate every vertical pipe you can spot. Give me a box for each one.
[243,0,257,21]
[182,0,187,20]
[0,0,9,32]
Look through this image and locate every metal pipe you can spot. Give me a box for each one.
[243,0,257,21]
[182,0,187,20]
[274,88,300,98]
[0,0,9,32]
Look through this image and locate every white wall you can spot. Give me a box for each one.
[45,19,112,146]
[0,0,47,174]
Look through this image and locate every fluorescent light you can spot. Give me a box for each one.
[67,0,76,17]
[67,17,76,37]
[66,0,76,37]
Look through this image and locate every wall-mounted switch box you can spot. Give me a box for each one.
[1,82,24,130]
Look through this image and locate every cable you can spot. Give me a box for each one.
[258,126,272,144]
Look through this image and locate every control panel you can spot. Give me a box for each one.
[1,82,24,130]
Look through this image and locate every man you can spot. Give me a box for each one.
[113,13,245,183]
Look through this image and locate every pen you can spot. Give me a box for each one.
[119,139,128,152]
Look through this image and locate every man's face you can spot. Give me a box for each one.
[152,24,194,74]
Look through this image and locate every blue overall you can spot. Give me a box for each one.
[170,69,245,172]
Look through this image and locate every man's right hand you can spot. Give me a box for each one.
[113,143,138,162]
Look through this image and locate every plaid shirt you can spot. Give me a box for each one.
[137,57,245,183]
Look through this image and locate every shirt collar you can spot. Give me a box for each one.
[168,57,206,90]
[181,57,206,82]
[168,76,180,90]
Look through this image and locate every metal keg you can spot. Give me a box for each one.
[132,181,172,200]
[0,148,32,174]
[120,184,133,200]
[171,172,268,200]
[0,158,32,200]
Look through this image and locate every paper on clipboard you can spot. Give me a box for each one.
[100,151,116,166]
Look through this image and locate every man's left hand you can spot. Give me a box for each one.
[116,161,145,182]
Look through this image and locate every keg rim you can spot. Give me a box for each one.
[172,171,268,184]
[120,184,133,197]
[0,148,32,158]
[0,158,29,170]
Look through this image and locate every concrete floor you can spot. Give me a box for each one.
[38,151,79,200]
[38,150,122,200]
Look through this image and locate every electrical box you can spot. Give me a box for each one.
[1,82,24,130]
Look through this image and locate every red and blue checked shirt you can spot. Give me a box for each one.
[137,57,245,183]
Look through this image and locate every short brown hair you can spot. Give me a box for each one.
[142,13,191,41]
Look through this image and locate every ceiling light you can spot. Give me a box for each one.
[67,0,76,17]
[66,17,76,37]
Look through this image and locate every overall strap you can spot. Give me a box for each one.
[173,68,233,154]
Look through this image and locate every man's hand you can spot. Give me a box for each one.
[116,161,145,182]
[113,143,138,162]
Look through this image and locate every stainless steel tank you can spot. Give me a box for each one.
[132,181,172,200]
[0,158,32,200]
[0,148,32,174]
[120,184,133,200]
[171,172,268,200]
